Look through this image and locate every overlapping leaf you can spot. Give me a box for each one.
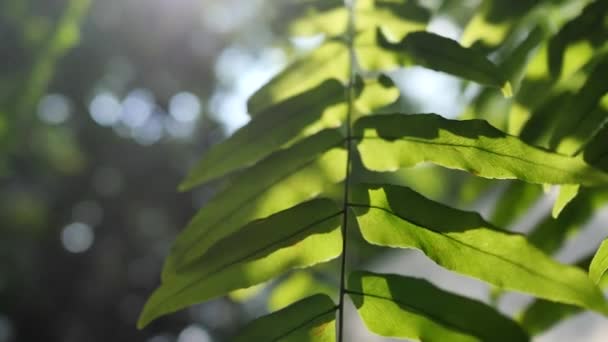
[138,199,343,328]
[376,29,512,96]
[550,59,608,155]
[180,79,346,190]
[519,256,608,335]
[548,0,608,79]
[248,40,350,114]
[348,271,528,342]
[274,0,430,38]
[590,238,608,285]
[163,130,346,279]
[235,294,337,342]
[182,75,399,190]
[461,0,537,51]
[354,114,608,186]
[269,271,335,311]
[348,183,608,314]
[528,188,608,254]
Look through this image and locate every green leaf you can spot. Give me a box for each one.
[520,300,579,336]
[163,130,346,279]
[352,74,400,116]
[584,121,608,172]
[356,0,430,38]
[277,0,346,37]
[528,188,608,254]
[180,79,346,190]
[235,294,337,342]
[377,29,512,96]
[518,256,608,336]
[590,238,608,285]
[552,184,580,218]
[349,183,608,314]
[138,199,343,328]
[548,0,608,79]
[248,40,349,115]
[354,113,608,186]
[269,271,336,311]
[461,0,537,51]
[490,182,542,228]
[550,60,608,155]
[347,271,529,342]
[278,0,430,38]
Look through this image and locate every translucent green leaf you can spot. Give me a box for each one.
[461,0,536,51]
[552,184,580,218]
[236,294,337,342]
[356,0,430,38]
[519,256,608,336]
[355,29,412,71]
[548,0,608,79]
[247,40,349,115]
[550,61,608,155]
[228,283,267,303]
[277,0,430,38]
[163,130,346,279]
[180,79,346,190]
[354,114,608,186]
[377,29,512,96]
[590,239,608,285]
[352,74,400,117]
[138,199,343,328]
[347,271,529,342]
[528,189,608,254]
[269,271,335,311]
[277,0,346,37]
[246,39,401,116]
[349,184,608,314]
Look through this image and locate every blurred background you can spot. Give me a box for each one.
[1,0,607,341]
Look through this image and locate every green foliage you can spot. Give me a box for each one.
[140,0,608,340]
[590,239,608,285]
[348,271,528,341]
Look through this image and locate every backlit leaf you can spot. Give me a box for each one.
[590,238,608,285]
[247,40,349,115]
[163,130,346,279]
[268,271,336,311]
[377,29,512,96]
[236,294,337,342]
[138,199,343,328]
[354,114,608,186]
[180,79,346,190]
[348,271,528,342]
[349,184,608,314]
[552,184,580,218]
[519,256,608,335]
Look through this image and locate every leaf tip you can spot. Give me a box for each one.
[501,81,513,98]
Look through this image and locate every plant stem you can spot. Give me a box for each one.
[338,1,357,341]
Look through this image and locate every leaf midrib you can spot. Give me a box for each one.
[177,139,346,263]
[355,135,595,181]
[348,203,592,300]
[346,289,493,341]
[269,306,338,342]
[206,83,345,171]
[156,210,344,310]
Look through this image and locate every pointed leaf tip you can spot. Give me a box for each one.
[501,81,513,98]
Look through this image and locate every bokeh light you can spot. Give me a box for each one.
[61,222,95,253]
